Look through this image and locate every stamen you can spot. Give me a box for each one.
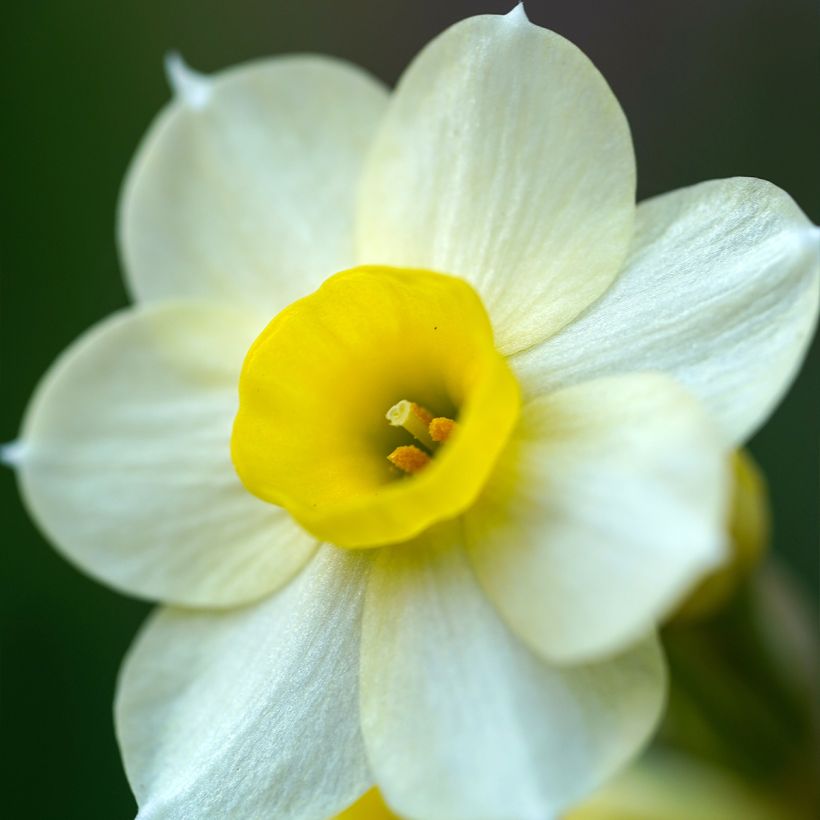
[429,417,458,443]
[388,445,431,474]
[385,400,458,474]
[386,400,436,450]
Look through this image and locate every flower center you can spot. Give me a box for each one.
[385,399,457,474]
[231,266,519,548]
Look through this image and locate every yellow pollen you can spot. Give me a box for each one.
[385,399,459,471]
[388,445,431,474]
[386,400,437,450]
[429,417,458,442]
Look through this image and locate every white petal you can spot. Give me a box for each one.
[120,56,388,315]
[16,303,316,607]
[512,178,820,443]
[359,525,665,820]
[357,13,635,355]
[116,547,372,819]
[465,374,729,665]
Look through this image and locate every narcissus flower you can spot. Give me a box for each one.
[9,6,819,819]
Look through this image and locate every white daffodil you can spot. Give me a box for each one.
[9,6,818,819]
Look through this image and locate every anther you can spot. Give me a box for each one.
[429,417,457,443]
[388,445,431,474]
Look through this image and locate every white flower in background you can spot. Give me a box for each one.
[9,6,818,819]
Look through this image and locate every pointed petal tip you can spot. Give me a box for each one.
[788,221,820,266]
[505,2,529,24]
[164,51,211,109]
[1,440,26,468]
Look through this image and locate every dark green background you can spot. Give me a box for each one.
[1,1,817,817]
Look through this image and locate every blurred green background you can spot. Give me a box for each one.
[1,1,817,817]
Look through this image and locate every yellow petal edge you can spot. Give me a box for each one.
[231,266,520,548]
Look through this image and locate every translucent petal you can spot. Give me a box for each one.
[116,547,372,819]
[357,12,636,354]
[465,374,729,664]
[673,450,770,623]
[120,56,388,315]
[17,303,315,607]
[513,178,820,443]
[360,525,665,819]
